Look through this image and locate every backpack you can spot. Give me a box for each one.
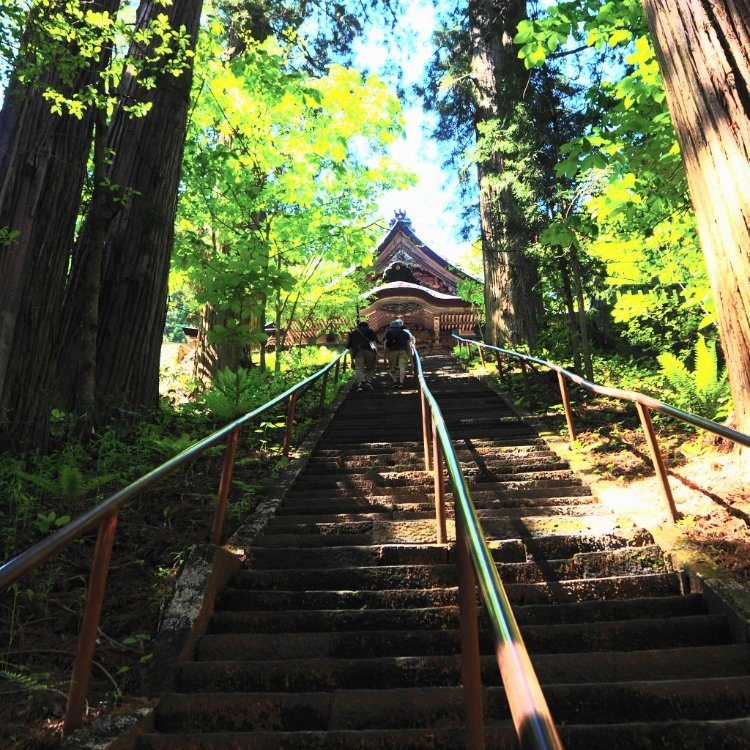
[385,327,411,350]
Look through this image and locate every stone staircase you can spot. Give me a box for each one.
[137,355,750,749]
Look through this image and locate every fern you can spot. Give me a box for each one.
[201,367,271,421]
[18,464,118,500]
[657,336,731,420]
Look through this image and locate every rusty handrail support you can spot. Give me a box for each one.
[557,372,577,446]
[494,351,504,378]
[456,513,485,750]
[477,342,486,368]
[211,428,240,544]
[63,510,119,735]
[635,403,679,522]
[520,360,534,406]
[432,416,447,544]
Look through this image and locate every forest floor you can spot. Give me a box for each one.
[2,359,750,749]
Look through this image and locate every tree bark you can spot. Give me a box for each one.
[57,0,203,415]
[468,0,540,348]
[0,0,120,451]
[557,252,582,372]
[569,243,594,381]
[642,1,750,442]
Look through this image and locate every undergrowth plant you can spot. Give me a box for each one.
[657,335,731,421]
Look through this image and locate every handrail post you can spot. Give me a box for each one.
[211,427,240,544]
[63,510,119,735]
[456,513,485,750]
[283,392,298,457]
[520,360,534,406]
[494,351,504,378]
[431,417,448,543]
[557,372,577,446]
[477,343,486,368]
[333,357,341,385]
[420,384,432,472]
[318,368,330,411]
[635,402,679,523]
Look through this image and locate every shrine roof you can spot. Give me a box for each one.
[361,280,467,303]
[377,218,474,281]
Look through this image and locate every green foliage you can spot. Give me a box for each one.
[657,336,731,421]
[174,31,413,354]
[200,367,273,421]
[3,0,194,120]
[17,463,117,501]
[34,510,71,534]
[518,0,714,357]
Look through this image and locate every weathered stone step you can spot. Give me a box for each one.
[137,726,518,750]
[312,440,550,457]
[272,494,600,517]
[557,718,750,749]
[207,609,728,653]
[178,643,750,693]
[232,561,683,597]
[302,457,568,473]
[217,586,702,623]
[245,540,661,574]
[137,719,750,750]
[283,478,589,501]
[150,677,750,733]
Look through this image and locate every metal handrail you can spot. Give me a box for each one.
[0,348,347,734]
[453,334,750,522]
[413,348,563,750]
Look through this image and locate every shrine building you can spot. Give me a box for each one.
[360,211,479,353]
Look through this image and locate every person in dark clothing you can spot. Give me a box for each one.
[383,318,415,389]
[346,320,378,391]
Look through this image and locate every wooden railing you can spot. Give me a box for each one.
[453,334,750,524]
[413,347,564,750]
[0,351,347,735]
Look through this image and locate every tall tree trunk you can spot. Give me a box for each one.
[194,301,251,385]
[557,252,583,372]
[76,109,110,439]
[642,2,750,444]
[0,0,120,452]
[569,243,593,381]
[57,0,203,415]
[468,0,540,348]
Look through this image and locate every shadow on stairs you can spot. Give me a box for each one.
[136,354,750,750]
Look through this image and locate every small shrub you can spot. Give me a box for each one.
[657,335,731,420]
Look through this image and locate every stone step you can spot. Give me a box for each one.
[232,563,683,598]
[272,494,601,516]
[150,678,750,733]
[177,643,750,693]
[137,719,750,750]
[207,608,728,652]
[244,541,663,575]
[137,726,518,750]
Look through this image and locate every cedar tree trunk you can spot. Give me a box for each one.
[57,0,203,415]
[642,1,750,441]
[468,0,540,348]
[0,0,120,452]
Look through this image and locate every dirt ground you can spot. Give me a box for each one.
[590,450,750,589]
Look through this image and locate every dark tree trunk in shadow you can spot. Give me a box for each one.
[57,0,203,417]
[0,0,120,452]
[468,0,540,348]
